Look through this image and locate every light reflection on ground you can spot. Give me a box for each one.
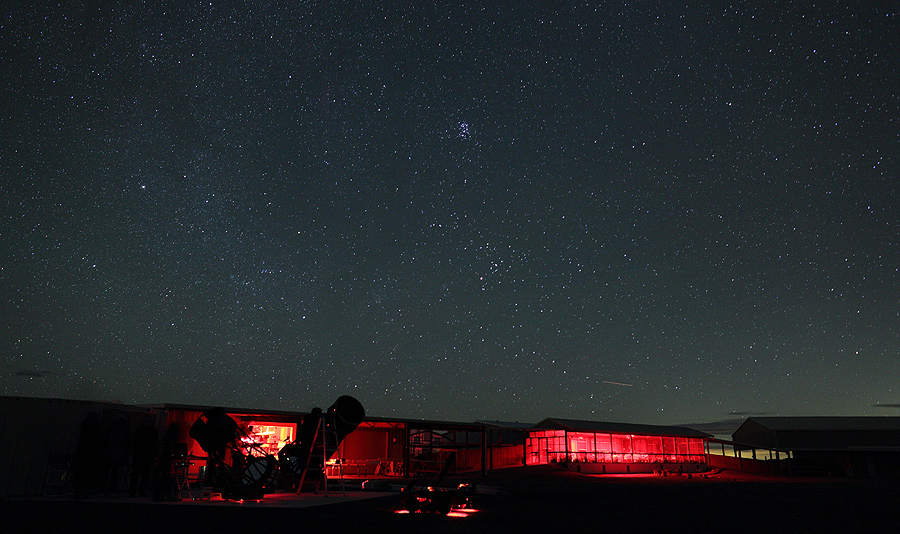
[394,507,480,517]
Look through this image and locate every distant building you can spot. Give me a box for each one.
[731,416,900,477]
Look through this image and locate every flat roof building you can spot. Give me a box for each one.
[527,418,711,474]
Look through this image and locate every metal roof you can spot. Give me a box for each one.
[143,403,306,418]
[534,417,712,438]
[476,420,537,429]
[362,415,488,431]
[738,416,900,432]
[732,416,900,451]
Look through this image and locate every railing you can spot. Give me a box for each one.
[706,439,791,475]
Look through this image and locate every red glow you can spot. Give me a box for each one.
[446,508,479,517]
[395,507,480,517]
[241,422,297,457]
[527,430,706,465]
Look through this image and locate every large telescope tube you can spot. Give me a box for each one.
[328,395,366,443]
[189,407,238,457]
[279,395,365,481]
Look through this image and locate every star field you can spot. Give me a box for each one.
[2,2,899,427]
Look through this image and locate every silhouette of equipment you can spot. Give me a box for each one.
[189,396,365,500]
[280,395,366,494]
[401,452,470,514]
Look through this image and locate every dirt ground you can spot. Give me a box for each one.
[5,465,899,533]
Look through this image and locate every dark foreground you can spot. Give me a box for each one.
[5,466,899,533]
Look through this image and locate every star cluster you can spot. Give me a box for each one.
[2,2,898,426]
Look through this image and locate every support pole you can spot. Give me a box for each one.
[480,427,487,476]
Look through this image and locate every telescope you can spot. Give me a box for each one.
[189,395,365,499]
[278,395,366,493]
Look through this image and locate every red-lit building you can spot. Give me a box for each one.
[152,406,495,480]
[340,417,492,477]
[527,418,711,474]
[158,403,302,455]
[0,396,714,497]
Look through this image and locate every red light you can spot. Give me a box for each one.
[447,504,479,517]
[396,507,479,517]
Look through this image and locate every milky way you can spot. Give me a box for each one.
[2,2,898,428]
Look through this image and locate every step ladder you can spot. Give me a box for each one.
[295,414,345,496]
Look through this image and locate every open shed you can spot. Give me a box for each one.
[343,417,488,478]
[732,416,900,477]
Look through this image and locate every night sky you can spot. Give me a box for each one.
[3,2,899,430]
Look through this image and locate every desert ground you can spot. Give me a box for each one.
[5,465,899,533]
